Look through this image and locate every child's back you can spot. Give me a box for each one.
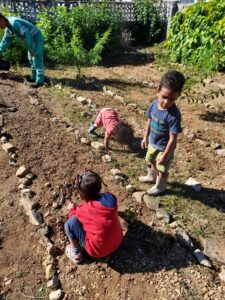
[74,192,123,258]
[65,171,123,263]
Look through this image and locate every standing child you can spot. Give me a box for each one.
[88,108,134,149]
[64,171,123,263]
[139,70,185,195]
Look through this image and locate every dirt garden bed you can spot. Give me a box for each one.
[0,49,225,300]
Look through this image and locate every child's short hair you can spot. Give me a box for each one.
[159,70,185,94]
[75,171,102,199]
[115,121,134,146]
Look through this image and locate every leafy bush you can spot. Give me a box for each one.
[71,28,111,75]
[129,0,164,46]
[37,2,123,64]
[167,0,225,74]
[0,7,27,63]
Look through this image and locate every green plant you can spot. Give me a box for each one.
[71,28,111,75]
[167,0,225,74]
[37,2,123,64]
[129,0,164,46]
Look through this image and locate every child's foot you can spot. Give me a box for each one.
[65,245,83,264]
[87,124,99,138]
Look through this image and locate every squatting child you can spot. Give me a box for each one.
[139,70,185,196]
[64,171,123,263]
[88,108,134,149]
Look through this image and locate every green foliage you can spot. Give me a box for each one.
[0,7,27,62]
[167,0,225,74]
[71,28,111,75]
[37,3,122,64]
[129,0,164,46]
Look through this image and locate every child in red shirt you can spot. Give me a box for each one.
[88,108,134,149]
[64,171,123,264]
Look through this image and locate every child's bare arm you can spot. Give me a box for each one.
[141,119,150,149]
[104,135,110,149]
[157,133,177,165]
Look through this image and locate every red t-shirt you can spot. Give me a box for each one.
[69,193,123,258]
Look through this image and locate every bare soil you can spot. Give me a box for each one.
[0,51,225,300]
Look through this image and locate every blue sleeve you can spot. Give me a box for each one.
[0,28,14,54]
[168,113,182,134]
[98,193,117,208]
[146,101,155,119]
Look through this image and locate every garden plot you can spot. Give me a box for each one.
[0,57,225,299]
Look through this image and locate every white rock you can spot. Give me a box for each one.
[193,249,212,267]
[185,177,202,192]
[46,263,57,280]
[2,143,14,153]
[175,227,193,249]
[219,266,225,282]
[125,184,135,192]
[1,136,8,143]
[76,96,87,105]
[43,255,54,267]
[74,130,81,141]
[29,97,39,106]
[16,166,29,177]
[110,169,122,176]
[91,141,104,150]
[29,210,43,226]
[47,275,59,289]
[216,149,225,157]
[105,90,115,97]
[45,182,51,188]
[114,95,124,102]
[127,103,137,109]
[49,289,62,300]
[47,243,57,256]
[102,154,112,162]
[132,191,145,203]
[20,195,35,214]
[80,137,90,145]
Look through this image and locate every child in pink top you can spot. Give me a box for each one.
[88,108,134,149]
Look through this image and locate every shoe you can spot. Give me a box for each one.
[26,76,35,83]
[31,82,44,88]
[139,167,157,183]
[88,123,99,137]
[65,245,83,264]
[147,176,167,196]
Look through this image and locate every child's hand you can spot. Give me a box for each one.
[141,138,148,149]
[157,155,166,165]
[67,201,74,210]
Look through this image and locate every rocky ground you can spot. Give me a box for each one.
[0,50,225,300]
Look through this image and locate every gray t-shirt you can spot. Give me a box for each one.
[146,100,181,151]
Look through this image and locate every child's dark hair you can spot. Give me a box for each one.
[159,70,185,94]
[75,171,102,199]
[115,121,134,146]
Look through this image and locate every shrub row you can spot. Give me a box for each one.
[167,0,225,74]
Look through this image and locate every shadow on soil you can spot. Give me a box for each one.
[83,211,195,274]
[199,111,225,124]
[168,182,225,212]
